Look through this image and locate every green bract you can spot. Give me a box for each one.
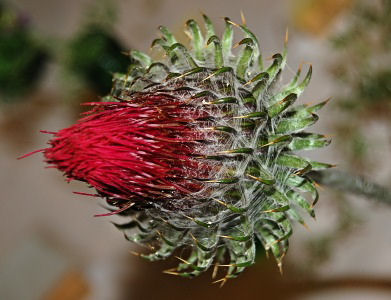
[109,15,331,283]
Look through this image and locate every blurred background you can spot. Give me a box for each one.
[1,0,391,299]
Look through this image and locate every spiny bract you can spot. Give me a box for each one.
[46,15,332,282]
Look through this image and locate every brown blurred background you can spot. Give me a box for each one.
[1,0,391,299]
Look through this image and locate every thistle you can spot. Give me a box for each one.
[37,15,332,282]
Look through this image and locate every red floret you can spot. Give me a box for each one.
[43,94,213,207]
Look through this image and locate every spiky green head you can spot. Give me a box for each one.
[43,15,332,283]
[107,15,332,281]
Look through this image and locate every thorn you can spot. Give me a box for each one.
[298,62,303,72]
[155,230,164,240]
[94,202,135,217]
[217,263,235,267]
[212,276,228,287]
[265,249,270,259]
[260,140,277,148]
[204,179,222,183]
[212,263,219,279]
[285,28,289,45]
[175,256,190,265]
[306,97,332,108]
[147,243,156,251]
[226,19,240,28]
[202,71,219,82]
[189,232,197,242]
[277,253,286,275]
[278,262,283,275]
[265,55,274,60]
[240,10,247,26]
[130,250,141,257]
[163,268,180,276]
[243,79,253,86]
[232,41,240,49]
[184,29,192,40]
[121,50,131,56]
[313,181,324,191]
[183,215,195,222]
[302,221,311,231]
[218,235,233,240]
[212,198,228,207]
[261,208,280,213]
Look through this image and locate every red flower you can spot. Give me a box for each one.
[43,93,216,211]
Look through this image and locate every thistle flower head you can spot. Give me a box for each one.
[40,15,332,282]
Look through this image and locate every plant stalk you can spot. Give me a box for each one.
[309,170,391,205]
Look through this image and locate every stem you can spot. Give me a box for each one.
[308,170,391,206]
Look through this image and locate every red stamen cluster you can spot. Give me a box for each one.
[44,94,213,207]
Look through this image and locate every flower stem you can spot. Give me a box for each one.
[309,170,391,206]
